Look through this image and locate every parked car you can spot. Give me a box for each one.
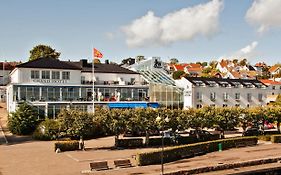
[189,129,220,141]
[242,127,261,136]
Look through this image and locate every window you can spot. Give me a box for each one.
[223,92,229,101]
[42,71,50,79]
[223,104,228,107]
[196,92,202,100]
[210,92,216,101]
[272,86,276,90]
[62,71,70,80]
[31,70,39,79]
[196,104,202,108]
[235,104,240,107]
[235,93,240,100]
[247,93,252,102]
[258,93,263,102]
[52,71,60,79]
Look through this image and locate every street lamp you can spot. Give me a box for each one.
[156,115,170,175]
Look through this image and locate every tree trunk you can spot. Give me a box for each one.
[277,122,280,133]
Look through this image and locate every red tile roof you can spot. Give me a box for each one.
[269,66,280,73]
[260,79,281,85]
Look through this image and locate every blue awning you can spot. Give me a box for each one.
[107,102,159,109]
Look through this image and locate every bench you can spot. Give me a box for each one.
[90,161,109,171]
[114,159,133,168]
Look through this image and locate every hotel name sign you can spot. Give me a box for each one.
[32,79,68,84]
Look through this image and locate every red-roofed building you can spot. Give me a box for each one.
[268,66,281,77]
[260,79,281,99]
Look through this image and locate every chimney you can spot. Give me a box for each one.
[80,59,88,67]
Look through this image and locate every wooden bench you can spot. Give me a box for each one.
[90,161,109,171]
[114,159,133,168]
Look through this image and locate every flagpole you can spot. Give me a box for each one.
[92,53,95,114]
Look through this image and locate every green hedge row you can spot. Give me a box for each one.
[115,138,143,148]
[115,135,221,148]
[271,135,281,143]
[136,137,258,166]
[258,135,272,141]
[54,141,79,152]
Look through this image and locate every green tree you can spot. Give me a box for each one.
[8,102,39,135]
[172,70,185,79]
[170,58,179,64]
[29,44,60,61]
[58,109,94,138]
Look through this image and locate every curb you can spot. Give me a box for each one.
[0,121,8,144]
[164,157,281,175]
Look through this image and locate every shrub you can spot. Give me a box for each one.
[54,140,79,152]
[115,138,143,148]
[136,137,258,166]
[271,135,281,143]
[177,136,197,145]
[8,102,39,135]
[33,119,60,140]
[258,135,272,141]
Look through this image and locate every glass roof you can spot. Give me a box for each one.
[139,69,176,86]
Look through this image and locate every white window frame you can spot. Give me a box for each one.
[31,70,40,79]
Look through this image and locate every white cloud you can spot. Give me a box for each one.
[246,0,281,33]
[122,0,223,48]
[220,41,259,60]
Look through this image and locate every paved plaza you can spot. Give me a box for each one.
[2,103,281,175]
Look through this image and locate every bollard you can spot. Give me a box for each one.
[218,143,222,152]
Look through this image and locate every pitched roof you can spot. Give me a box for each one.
[260,79,281,85]
[16,57,138,74]
[17,57,81,70]
[68,60,138,74]
[186,67,203,72]
[269,66,280,73]
[185,77,266,87]
[0,62,20,70]
[173,64,185,71]
[230,71,242,79]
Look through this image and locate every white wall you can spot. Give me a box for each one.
[176,78,268,108]
[10,68,81,85]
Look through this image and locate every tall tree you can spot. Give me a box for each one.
[29,44,60,61]
[170,58,179,64]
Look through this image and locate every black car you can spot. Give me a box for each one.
[189,130,220,141]
[242,127,261,136]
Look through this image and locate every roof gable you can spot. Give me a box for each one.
[17,57,81,70]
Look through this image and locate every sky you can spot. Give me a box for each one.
[1,0,281,65]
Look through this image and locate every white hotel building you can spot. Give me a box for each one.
[7,57,149,118]
[175,77,268,109]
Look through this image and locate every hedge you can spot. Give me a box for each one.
[147,138,173,147]
[54,140,79,152]
[136,136,258,166]
[271,135,281,143]
[258,135,272,141]
[115,138,143,148]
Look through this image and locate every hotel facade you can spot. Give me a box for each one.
[7,57,149,118]
[175,77,268,109]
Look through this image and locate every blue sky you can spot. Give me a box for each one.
[0,0,281,65]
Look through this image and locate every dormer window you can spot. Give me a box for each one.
[52,71,60,80]
[62,71,70,80]
[42,71,50,79]
[31,70,39,79]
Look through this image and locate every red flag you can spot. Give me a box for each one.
[93,48,103,58]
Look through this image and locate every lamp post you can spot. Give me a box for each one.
[156,115,170,175]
